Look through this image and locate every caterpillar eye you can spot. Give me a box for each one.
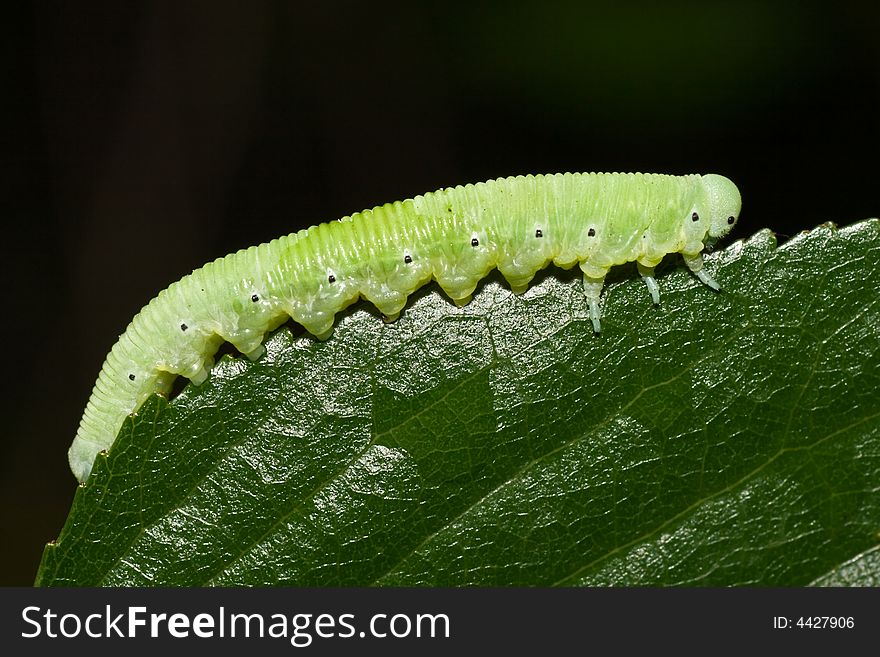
[251,294,260,302]
[691,212,700,222]
[328,274,336,284]
[727,216,735,225]
[471,237,479,247]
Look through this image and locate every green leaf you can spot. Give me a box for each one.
[37,219,880,586]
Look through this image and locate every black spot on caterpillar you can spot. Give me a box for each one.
[69,171,741,481]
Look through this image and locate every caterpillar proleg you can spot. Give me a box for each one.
[69,172,741,481]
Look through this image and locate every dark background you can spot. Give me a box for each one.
[2,1,878,585]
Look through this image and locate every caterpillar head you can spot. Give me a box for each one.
[701,173,742,241]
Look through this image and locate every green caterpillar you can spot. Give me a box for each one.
[69,172,741,481]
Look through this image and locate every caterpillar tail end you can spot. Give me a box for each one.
[68,436,107,483]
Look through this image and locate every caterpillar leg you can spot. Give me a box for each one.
[636,262,661,305]
[244,344,265,361]
[682,253,721,291]
[189,361,212,386]
[190,369,208,386]
[582,274,605,334]
[314,328,334,341]
[373,292,407,323]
